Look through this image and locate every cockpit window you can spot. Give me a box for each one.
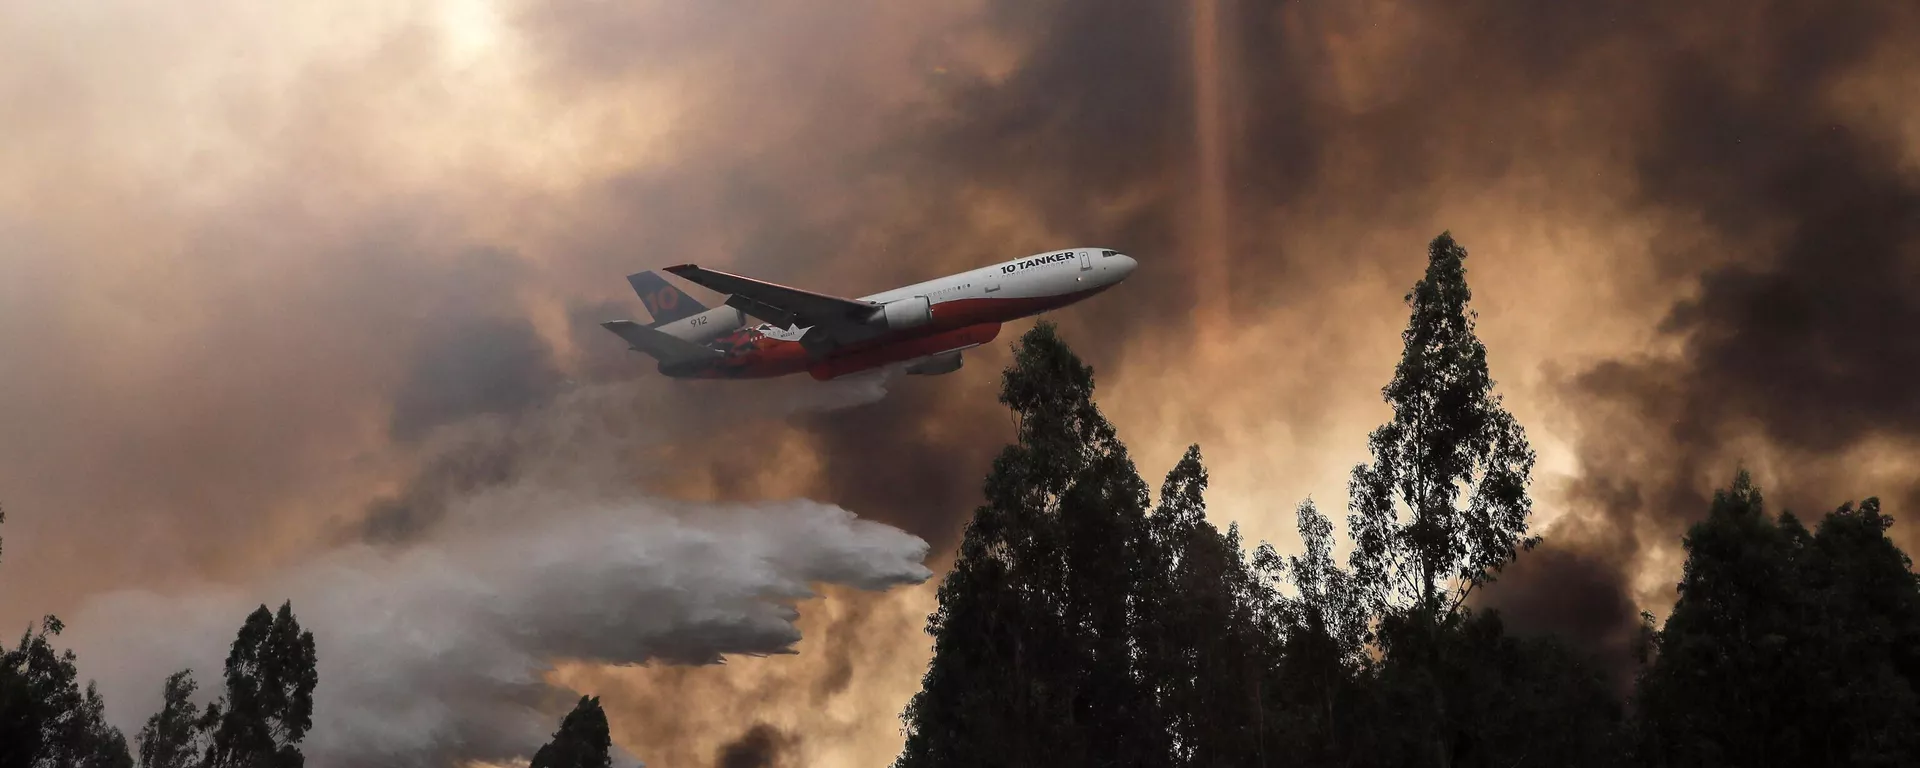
[1101,250,1116,258]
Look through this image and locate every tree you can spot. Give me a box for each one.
[1347,232,1538,622]
[895,322,1163,767]
[202,602,317,768]
[137,671,204,768]
[1353,607,1623,768]
[0,503,31,768]
[529,695,614,768]
[1137,446,1271,766]
[0,616,134,768]
[1634,471,1920,767]
[0,660,38,768]
[1284,500,1369,674]
[1800,496,1920,762]
[1264,499,1371,765]
[1326,232,1610,767]
[2,507,133,768]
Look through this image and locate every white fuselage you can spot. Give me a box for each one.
[656,248,1137,345]
[860,247,1137,305]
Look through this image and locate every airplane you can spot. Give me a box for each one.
[601,247,1137,380]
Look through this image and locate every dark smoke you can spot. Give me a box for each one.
[792,384,1009,551]
[1630,11,1920,455]
[70,423,934,767]
[663,0,1920,680]
[1475,542,1644,694]
[918,0,1920,673]
[1550,0,1920,632]
[12,0,1920,763]
[715,723,801,768]
[920,0,1195,352]
[388,316,564,443]
[806,588,877,703]
[360,433,520,544]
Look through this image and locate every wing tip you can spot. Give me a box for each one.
[661,263,698,275]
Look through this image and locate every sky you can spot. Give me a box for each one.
[3,0,1919,765]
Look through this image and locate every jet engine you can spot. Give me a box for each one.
[875,295,933,331]
[904,351,963,376]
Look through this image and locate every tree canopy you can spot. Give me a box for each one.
[201,602,318,768]
[0,616,133,768]
[1347,232,1539,622]
[893,231,1918,767]
[1634,472,1920,766]
[530,695,615,768]
[895,320,1165,767]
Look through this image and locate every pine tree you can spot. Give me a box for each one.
[137,671,204,768]
[1346,231,1538,622]
[895,322,1162,767]
[202,602,317,768]
[530,696,614,768]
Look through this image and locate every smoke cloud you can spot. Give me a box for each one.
[716,723,802,768]
[7,0,1920,764]
[62,372,929,767]
[1500,0,1920,672]
[69,490,928,767]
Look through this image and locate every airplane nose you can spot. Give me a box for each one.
[1115,253,1138,277]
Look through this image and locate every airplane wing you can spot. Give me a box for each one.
[601,320,722,364]
[662,264,878,331]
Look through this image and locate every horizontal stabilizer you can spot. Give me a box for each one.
[601,320,722,364]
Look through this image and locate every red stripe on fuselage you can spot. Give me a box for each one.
[808,322,1001,380]
[674,283,1113,380]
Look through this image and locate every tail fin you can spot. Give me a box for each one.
[601,320,722,364]
[627,271,707,325]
